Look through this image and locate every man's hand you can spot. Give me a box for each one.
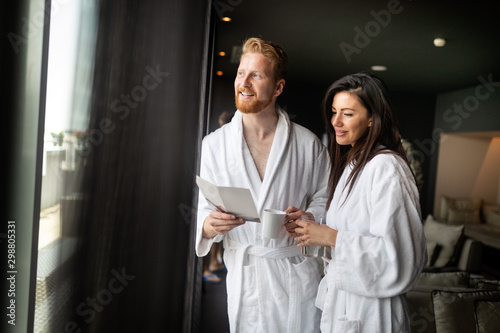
[283,206,314,237]
[202,210,246,239]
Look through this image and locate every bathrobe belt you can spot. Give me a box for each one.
[225,238,303,333]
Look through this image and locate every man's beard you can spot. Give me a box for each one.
[235,89,273,114]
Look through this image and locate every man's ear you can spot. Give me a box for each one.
[274,79,285,97]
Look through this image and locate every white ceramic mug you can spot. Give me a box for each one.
[262,209,287,239]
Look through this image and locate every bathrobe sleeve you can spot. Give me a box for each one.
[195,132,225,257]
[334,154,427,298]
[305,144,330,221]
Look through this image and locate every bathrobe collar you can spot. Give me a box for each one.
[231,106,290,212]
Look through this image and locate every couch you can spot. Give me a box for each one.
[423,215,482,274]
[407,271,500,333]
[438,195,500,251]
[422,195,500,273]
[406,196,500,332]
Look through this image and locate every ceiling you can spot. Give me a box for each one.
[212,0,500,95]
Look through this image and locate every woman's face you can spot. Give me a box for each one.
[330,91,372,147]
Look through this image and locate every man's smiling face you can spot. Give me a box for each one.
[234,52,277,114]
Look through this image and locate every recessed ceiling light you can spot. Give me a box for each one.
[433,37,446,47]
[371,65,387,71]
[219,51,226,56]
[222,17,231,22]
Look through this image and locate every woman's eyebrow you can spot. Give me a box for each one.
[332,107,357,112]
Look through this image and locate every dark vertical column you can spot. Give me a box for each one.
[1,0,51,332]
[69,0,212,332]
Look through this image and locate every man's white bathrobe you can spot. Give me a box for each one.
[196,108,329,333]
[316,152,427,333]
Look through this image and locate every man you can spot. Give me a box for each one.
[196,37,329,333]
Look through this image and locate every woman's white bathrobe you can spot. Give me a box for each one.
[316,153,427,333]
[196,108,329,333]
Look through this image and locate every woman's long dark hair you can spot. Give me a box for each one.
[322,72,411,208]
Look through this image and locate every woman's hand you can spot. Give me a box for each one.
[294,219,338,247]
[283,206,314,237]
[202,210,245,239]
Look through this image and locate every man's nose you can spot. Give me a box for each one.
[241,74,251,87]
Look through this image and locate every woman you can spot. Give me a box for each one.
[294,73,427,332]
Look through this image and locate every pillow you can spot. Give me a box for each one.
[432,289,500,333]
[485,211,500,227]
[424,215,464,267]
[415,271,470,288]
[447,208,480,225]
[439,196,451,221]
[425,241,441,267]
[482,203,500,218]
[439,195,481,223]
[474,300,500,333]
[407,288,436,333]
[481,202,500,216]
[474,280,500,291]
